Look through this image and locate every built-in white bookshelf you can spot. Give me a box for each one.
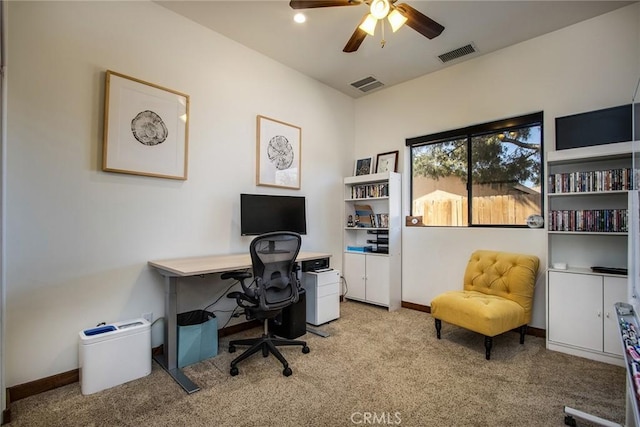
[342,172,401,310]
[546,141,634,366]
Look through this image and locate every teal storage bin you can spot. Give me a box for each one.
[177,310,217,368]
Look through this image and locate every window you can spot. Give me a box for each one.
[407,112,543,227]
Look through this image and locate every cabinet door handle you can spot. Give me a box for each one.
[606,312,611,319]
[597,311,602,318]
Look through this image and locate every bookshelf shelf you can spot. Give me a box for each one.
[548,190,628,197]
[345,196,389,202]
[344,227,389,230]
[548,231,627,236]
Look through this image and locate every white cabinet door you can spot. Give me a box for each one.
[603,276,627,355]
[365,255,390,306]
[344,252,366,301]
[548,271,603,352]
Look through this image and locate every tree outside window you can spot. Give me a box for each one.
[408,113,543,227]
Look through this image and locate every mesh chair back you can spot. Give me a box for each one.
[250,232,302,312]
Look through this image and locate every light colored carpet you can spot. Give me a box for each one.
[8,301,627,426]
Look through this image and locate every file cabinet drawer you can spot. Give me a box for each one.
[313,270,340,286]
[317,281,339,298]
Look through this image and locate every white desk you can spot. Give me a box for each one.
[148,251,331,393]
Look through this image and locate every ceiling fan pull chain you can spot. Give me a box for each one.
[380,19,386,48]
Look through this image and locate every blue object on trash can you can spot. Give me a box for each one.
[83,325,117,336]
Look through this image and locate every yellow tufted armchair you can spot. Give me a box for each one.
[430,249,540,360]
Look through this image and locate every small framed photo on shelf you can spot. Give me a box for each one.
[354,157,374,176]
[375,150,398,173]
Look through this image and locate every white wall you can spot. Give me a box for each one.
[5,1,354,386]
[354,3,640,329]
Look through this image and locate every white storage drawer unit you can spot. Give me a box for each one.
[303,270,340,326]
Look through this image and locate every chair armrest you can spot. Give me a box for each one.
[227,291,258,306]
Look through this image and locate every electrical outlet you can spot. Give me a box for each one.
[142,312,153,323]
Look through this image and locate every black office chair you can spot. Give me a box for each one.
[221,231,310,377]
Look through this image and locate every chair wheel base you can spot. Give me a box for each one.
[227,330,308,377]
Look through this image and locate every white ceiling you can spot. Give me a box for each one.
[156,1,634,98]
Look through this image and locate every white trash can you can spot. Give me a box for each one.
[79,318,151,395]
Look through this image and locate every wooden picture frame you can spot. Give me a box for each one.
[354,157,374,176]
[103,71,189,180]
[376,150,399,173]
[256,115,301,189]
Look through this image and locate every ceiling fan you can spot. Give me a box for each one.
[289,0,445,53]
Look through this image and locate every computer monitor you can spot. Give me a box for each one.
[240,194,307,236]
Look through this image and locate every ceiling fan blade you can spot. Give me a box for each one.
[395,3,444,39]
[290,0,362,9]
[343,15,369,53]
[343,28,367,53]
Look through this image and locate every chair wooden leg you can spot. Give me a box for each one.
[519,325,527,344]
[435,319,442,339]
[484,336,492,360]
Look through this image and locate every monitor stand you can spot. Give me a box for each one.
[257,240,290,254]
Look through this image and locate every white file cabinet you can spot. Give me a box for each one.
[302,270,340,326]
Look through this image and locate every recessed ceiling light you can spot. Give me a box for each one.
[294,13,306,24]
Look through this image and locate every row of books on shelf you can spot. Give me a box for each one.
[353,204,389,228]
[370,214,389,228]
[548,209,628,232]
[350,183,389,199]
[351,213,389,228]
[548,168,633,193]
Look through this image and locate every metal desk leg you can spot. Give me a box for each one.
[152,275,200,394]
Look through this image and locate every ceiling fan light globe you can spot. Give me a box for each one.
[370,0,390,19]
[359,14,377,36]
[388,9,407,32]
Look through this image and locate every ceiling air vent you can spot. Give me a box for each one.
[350,76,384,93]
[438,43,476,63]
